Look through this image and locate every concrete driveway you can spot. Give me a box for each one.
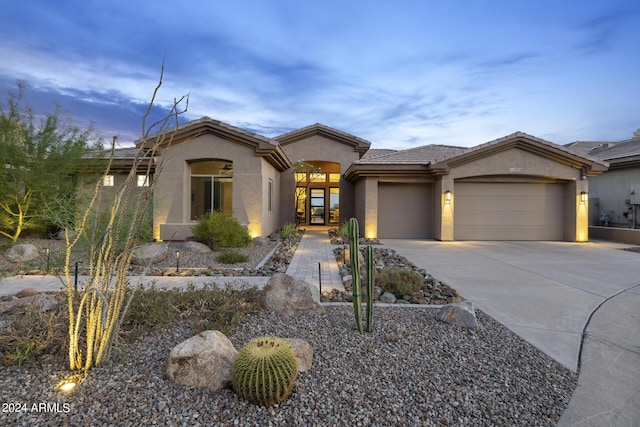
[381,239,640,372]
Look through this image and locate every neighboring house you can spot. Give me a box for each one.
[567,129,640,228]
[101,117,609,242]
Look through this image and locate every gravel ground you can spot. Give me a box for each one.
[1,306,576,426]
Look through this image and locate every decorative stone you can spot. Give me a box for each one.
[437,301,477,328]
[5,244,39,262]
[167,330,238,391]
[264,273,324,316]
[379,291,397,304]
[252,236,270,246]
[131,242,168,265]
[282,338,314,372]
[16,288,39,298]
[1,294,59,313]
[183,241,212,253]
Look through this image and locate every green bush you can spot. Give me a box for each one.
[192,212,252,249]
[217,250,249,264]
[376,268,424,297]
[279,222,296,239]
[338,221,350,239]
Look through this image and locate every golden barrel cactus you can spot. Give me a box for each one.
[231,336,298,406]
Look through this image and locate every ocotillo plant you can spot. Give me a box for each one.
[365,244,374,332]
[347,218,363,333]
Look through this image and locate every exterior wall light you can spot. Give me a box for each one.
[580,192,588,204]
[444,190,452,202]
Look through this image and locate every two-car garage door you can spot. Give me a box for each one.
[454,182,565,240]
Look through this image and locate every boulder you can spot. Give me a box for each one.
[252,236,270,246]
[167,330,238,391]
[437,301,477,329]
[283,338,314,372]
[5,244,39,263]
[379,291,397,304]
[183,241,212,254]
[1,294,60,313]
[16,288,40,298]
[131,242,168,265]
[264,273,324,316]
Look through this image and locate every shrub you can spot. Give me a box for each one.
[376,268,424,297]
[279,222,296,239]
[232,336,298,406]
[217,250,249,264]
[338,221,350,240]
[192,212,252,249]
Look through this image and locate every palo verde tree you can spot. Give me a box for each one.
[0,82,97,242]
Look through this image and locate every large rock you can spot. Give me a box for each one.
[5,244,39,263]
[252,236,270,246]
[183,241,212,254]
[283,338,314,372]
[437,301,477,328]
[1,294,60,313]
[167,330,238,391]
[264,273,324,316]
[380,291,397,304]
[131,242,168,265]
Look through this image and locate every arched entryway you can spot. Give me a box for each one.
[295,161,341,226]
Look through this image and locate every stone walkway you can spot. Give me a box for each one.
[286,228,345,293]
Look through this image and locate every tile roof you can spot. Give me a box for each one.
[588,137,640,161]
[355,144,466,164]
[361,148,397,159]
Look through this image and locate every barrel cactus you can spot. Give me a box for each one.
[232,336,298,406]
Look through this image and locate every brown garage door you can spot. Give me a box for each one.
[454,182,565,240]
[378,183,433,238]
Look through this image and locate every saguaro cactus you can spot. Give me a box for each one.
[347,218,364,333]
[365,244,374,332]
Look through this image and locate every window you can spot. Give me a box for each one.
[310,172,326,183]
[329,173,341,183]
[190,160,233,220]
[103,175,114,187]
[137,174,149,187]
[268,179,273,213]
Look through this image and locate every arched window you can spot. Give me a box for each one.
[190,160,233,220]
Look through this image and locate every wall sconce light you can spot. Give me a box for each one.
[444,190,452,202]
[175,251,180,272]
[580,192,587,204]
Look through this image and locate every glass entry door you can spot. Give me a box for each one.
[310,188,325,224]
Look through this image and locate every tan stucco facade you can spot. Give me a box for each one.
[116,121,607,243]
[346,133,606,242]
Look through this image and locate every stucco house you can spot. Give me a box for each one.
[566,129,640,234]
[105,117,609,242]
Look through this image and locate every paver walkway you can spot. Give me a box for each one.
[286,228,345,293]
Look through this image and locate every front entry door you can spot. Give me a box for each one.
[310,188,326,224]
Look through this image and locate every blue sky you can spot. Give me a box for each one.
[1,0,638,149]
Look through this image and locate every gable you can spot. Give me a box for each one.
[275,123,371,157]
[430,133,608,178]
[139,116,290,172]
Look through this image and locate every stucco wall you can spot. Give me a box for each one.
[279,135,362,226]
[153,134,267,240]
[447,148,583,180]
[588,167,639,227]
